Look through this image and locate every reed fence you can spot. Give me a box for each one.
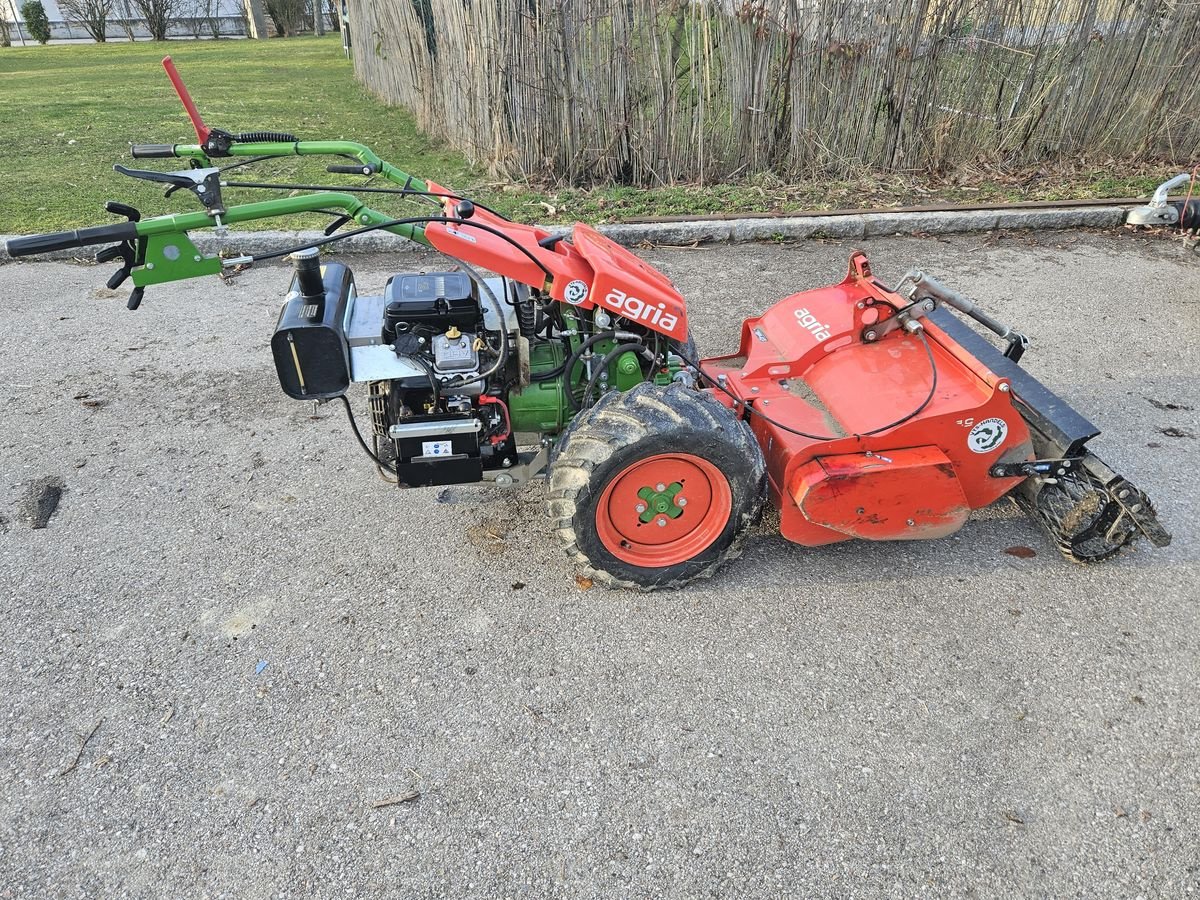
[349,0,1200,185]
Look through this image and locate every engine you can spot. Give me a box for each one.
[269,256,520,487]
[269,253,684,489]
[366,270,517,486]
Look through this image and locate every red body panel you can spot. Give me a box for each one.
[423,194,688,341]
[792,447,969,541]
[700,253,1033,547]
[569,225,689,342]
[424,184,593,294]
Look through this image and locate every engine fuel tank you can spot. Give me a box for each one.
[271,261,354,400]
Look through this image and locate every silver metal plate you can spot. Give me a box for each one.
[481,277,525,333]
[388,418,481,439]
[346,291,422,382]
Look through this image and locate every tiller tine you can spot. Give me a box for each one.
[921,286,1172,563]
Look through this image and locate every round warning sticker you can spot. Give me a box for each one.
[967,417,1008,454]
[564,279,589,305]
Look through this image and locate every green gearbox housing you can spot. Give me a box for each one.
[507,339,676,434]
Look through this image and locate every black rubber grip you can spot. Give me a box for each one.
[5,222,139,258]
[131,144,178,159]
[327,163,379,175]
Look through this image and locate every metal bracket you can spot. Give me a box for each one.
[131,232,222,287]
[1003,331,1030,363]
[483,444,549,487]
[861,297,937,343]
[989,457,1080,479]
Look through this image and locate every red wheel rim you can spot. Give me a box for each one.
[594,453,733,568]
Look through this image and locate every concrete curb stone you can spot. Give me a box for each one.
[0,205,1128,263]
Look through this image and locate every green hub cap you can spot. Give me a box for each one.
[636,481,684,523]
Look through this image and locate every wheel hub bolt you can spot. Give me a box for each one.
[655,483,666,492]
[676,497,687,507]
[635,503,646,513]
[657,517,668,527]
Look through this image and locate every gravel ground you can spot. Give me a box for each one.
[0,230,1197,899]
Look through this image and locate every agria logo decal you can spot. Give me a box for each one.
[967,417,1008,454]
[601,288,679,333]
[794,307,832,342]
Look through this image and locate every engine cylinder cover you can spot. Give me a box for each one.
[433,332,478,372]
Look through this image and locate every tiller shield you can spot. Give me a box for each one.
[700,253,1170,560]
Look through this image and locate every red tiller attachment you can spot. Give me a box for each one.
[699,252,1169,559]
[700,252,1030,547]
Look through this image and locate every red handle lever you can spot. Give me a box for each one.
[162,56,210,144]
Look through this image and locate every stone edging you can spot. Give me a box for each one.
[0,205,1128,263]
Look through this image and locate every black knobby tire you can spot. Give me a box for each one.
[547,382,765,590]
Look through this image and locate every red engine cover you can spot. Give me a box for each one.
[421,190,688,342]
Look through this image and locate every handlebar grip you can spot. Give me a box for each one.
[5,222,139,258]
[327,163,379,175]
[131,144,178,159]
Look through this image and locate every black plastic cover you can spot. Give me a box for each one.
[271,262,355,400]
[382,271,479,341]
[393,414,482,487]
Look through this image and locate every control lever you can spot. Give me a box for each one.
[95,201,144,306]
[113,164,224,212]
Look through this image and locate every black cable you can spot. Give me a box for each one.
[339,395,397,473]
[405,354,440,407]
[223,180,513,220]
[677,329,939,441]
[581,342,648,408]
[216,155,274,174]
[558,331,621,408]
[248,214,555,283]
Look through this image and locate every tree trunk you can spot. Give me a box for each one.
[243,0,266,38]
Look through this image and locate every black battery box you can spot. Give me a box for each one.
[389,413,483,487]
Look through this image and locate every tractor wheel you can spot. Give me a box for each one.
[548,382,765,590]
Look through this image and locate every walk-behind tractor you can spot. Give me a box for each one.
[6,59,1171,589]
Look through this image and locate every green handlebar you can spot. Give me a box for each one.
[116,138,445,288]
[12,138,447,295]
[133,192,427,243]
[170,140,430,196]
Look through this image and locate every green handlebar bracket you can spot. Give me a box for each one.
[132,232,220,287]
[125,191,433,289]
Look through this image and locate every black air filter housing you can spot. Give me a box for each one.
[382,271,479,342]
[271,261,355,400]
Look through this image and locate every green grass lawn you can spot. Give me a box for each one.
[0,37,485,233]
[0,36,1173,235]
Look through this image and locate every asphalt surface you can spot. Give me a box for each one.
[0,230,1197,898]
